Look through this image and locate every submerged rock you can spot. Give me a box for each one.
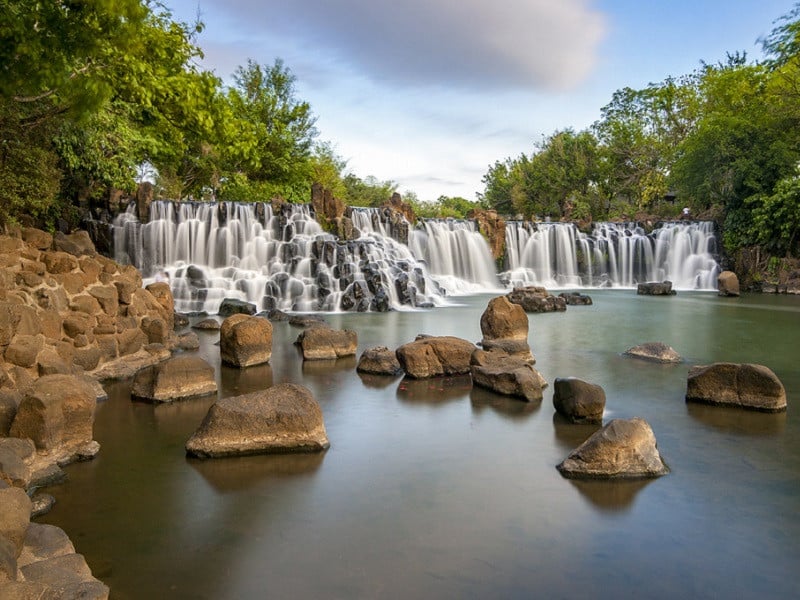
[507,286,566,313]
[185,383,330,458]
[131,355,217,403]
[470,348,545,402]
[356,346,402,376]
[636,281,676,296]
[552,377,606,424]
[396,335,476,379]
[686,362,787,412]
[558,292,593,305]
[624,342,682,364]
[557,417,669,479]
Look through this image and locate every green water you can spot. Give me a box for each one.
[40,291,800,599]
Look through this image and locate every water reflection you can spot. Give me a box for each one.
[566,478,655,513]
[221,362,273,396]
[551,412,602,451]
[188,452,325,493]
[469,386,540,420]
[686,402,787,435]
[357,372,402,389]
[300,355,357,375]
[395,375,473,404]
[151,396,217,435]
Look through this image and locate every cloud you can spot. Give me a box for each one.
[213,0,607,91]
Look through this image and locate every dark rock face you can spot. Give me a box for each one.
[686,362,787,412]
[357,346,402,376]
[557,417,669,479]
[185,383,330,458]
[395,336,476,379]
[552,377,606,424]
[507,286,567,313]
[637,281,676,296]
[217,298,257,317]
[479,296,534,363]
[296,327,357,360]
[131,356,217,403]
[470,348,545,402]
[624,342,682,364]
[558,292,593,305]
[717,271,740,297]
[220,314,272,368]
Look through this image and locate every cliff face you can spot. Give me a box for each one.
[469,209,506,262]
[731,248,800,294]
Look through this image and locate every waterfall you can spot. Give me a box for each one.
[114,201,449,314]
[503,221,720,290]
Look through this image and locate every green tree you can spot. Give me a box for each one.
[341,174,397,207]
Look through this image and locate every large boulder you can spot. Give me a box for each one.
[507,286,566,313]
[717,271,740,297]
[552,377,606,424]
[131,355,217,403]
[18,553,109,598]
[9,375,97,464]
[470,348,545,402]
[296,326,357,360]
[558,292,593,306]
[220,314,272,368]
[185,383,330,458]
[395,335,476,379]
[686,362,787,412]
[0,486,31,559]
[479,296,534,363]
[637,281,676,296]
[356,346,402,376]
[557,417,669,479]
[623,342,682,364]
[217,298,257,317]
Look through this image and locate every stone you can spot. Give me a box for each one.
[220,314,272,367]
[18,523,75,568]
[552,377,606,423]
[9,375,97,461]
[52,230,96,256]
[507,286,567,313]
[0,390,20,435]
[686,362,787,412]
[21,228,53,251]
[356,346,402,375]
[141,316,169,344]
[177,331,200,350]
[557,417,669,479]
[470,348,545,402]
[0,535,16,583]
[558,291,593,305]
[36,348,72,376]
[41,251,78,275]
[0,437,36,488]
[296,326,357,360]
[218,298,257,317]
[624,342,682,363]
[30,493,56,518]
[479,295,534,363]
[395,335,476,379]
[88,285,119,316]
[186,383,330,458]
[116,328,147,356]
[0,487,31,556]
[637,281,676,296]
[192,318,221,330]
[4,335,44,369]
[144,282,174,329]
[718,271,740,297]
[131,355,217,402]
[19,553,109,598]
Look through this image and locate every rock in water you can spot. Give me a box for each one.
[356,346,402,376]
[395,336,476,379]
[479,296,534,363]
[636,281,676,296]
[131,356,217,403]
[717,271,740,297]
[557,417,669,479]
[686,362,787,412]
[470,348,545,402]
[296,326,358,360]
[624,342,682,364]
[552,377,606,423]
[506,286,567,313]
[185,383,330,458]
[220,314,272,367]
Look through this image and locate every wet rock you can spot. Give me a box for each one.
[220,314,272,368]
[558,292,593,305]
[296,327,357,360]
[552,377,606,424]
[186,383,330,458]
[0,390,20,435]
[396,335,476,379]
[0,438,36,488]
[686,362,787,412]
[470,348,545,402]
[288,314,327,328]
[718,271,740,297]
[479,295,534,363]
[0,486,31,557]
[266,309,289,322]
[29,494,56,518]
[131,355,217,403]
[217,298,257,317]
[176,331,200,350]
[507,286,566,313]
[192,318,221,330]
[19,553,109,598]
[557,417,669,479]
[624,342,682,364]
[357,346,403,376]
[637,281,676,296]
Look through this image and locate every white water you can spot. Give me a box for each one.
[504,221,720,290]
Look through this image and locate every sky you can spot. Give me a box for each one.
[164,0,797,202]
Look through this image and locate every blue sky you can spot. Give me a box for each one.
[164,0,796,202]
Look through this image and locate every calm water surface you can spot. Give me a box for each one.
[41,291,800,599]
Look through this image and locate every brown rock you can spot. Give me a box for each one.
[395,335,476,378]
[0,437,34,487]
[636,281,676,296]
[0,487,31,558]
[718,271,740,297]
[470,348,545,402]
[88,285,119,316]
[19,553,109,598]
[73,347,102,371]
[186,383,329,458]
[220,314,272,367]
[131,355,217,402]
[63,313,95,339]
[624,342,682,364]
[21,228,53,251]
[52,230,96,257]
[4,335,44,368]
[18,523,75,568]
[41,251,78,275]
[507,286,567,313]
[192,318,221,330]
[479,295,534,363]
[114,279,138,305]
[0,390,20,435]
[144,282,174,329]
[356,346,402,375]
[117,328,147,356]
[552,377,606,423]
[36,348,72,376]
[296,326,357,360]
[69,294,102,315]
[141,316,168,345]
[38,311,63,341]
[10,305,41,336]
[686,362,787,412]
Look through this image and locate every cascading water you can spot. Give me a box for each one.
[504,220,720,289]
[113,201,446,314]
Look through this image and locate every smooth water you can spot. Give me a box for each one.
[40,292,800,599]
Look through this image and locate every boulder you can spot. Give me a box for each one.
[507,286,566,313]
[637,281,676,296]
[470,348,545,402]
[185,383,330,458]
[557,417,669,479]
[479,295,534,363]
[624,342,682,364]
[53,230,96,256]
[395,335,476,379]
[192,318,221,330]
[220,314,272,367]
[9,375,97,463]
[718,271,740,297]
[131,356,217,403]
[0,390,19,435]
[0,438,36,488]
[0,486,31,557]
[356,346,403,376]
[18,523,75,568]
[176,331,200,350]
[558,292,593,305]
[296,326,357,360]
[686,363,787,412]
[19,553,109,598]
[552,377,606,423]
[218,298,257,317]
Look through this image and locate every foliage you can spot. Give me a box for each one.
[341,174,398,207]
[412,195,485,219]
[748,173,800,256]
